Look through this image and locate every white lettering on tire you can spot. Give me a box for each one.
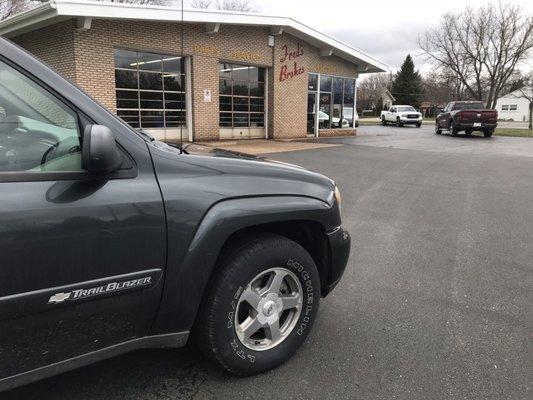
[226,259,316,362]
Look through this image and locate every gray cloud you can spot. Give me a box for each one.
[326,24,432,72]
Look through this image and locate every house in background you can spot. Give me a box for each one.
[420,101,447,117]
[495,89,531,122]
[381,89,395,110]
[358,88,395,116]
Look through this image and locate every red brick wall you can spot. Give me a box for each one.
[318,128,356,137]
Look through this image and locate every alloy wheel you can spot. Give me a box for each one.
[234,267,303,351]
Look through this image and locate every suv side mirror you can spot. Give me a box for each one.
[82,125,122,175]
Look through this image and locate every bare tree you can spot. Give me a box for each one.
[419,1,533,108]
[441,68,469,100]
[357,73,390,115]
[92,0,170,4]
[423,68,469,104]
[191,0,211,8]
[190,0,255,12]
[215,0,252,11]
[1,0,33,21]
[422,71,453,106]
[1,0,171,21]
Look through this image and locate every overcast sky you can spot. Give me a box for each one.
[187,0,533,74]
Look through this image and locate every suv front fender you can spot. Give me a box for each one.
[150,195,340,335]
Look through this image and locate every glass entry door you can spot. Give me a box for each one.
[307,93,317,135]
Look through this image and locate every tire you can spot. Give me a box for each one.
[396,118,403,127]
[465,130,472,136]
[381,117,387,126]
[355,122,359,128]
[450,120,459,136]
[435,122,442,135]
[416,122,422,128]
[194,233,321,375]
[483,129,493,137]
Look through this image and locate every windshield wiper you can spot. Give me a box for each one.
[166,142,189,155]
[138,129,155,142]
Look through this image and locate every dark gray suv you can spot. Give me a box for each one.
[0,38,350,392]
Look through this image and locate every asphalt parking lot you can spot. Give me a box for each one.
[5,125,532,400]
[332,124,533,157]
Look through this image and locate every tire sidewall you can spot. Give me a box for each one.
[209,238,320,374]
[451,120,459,136]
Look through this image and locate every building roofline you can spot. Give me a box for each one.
[383,89,396,101]
[497,88,532,99]
[0,0,389,73]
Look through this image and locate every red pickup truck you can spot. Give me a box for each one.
[435,101,498,137]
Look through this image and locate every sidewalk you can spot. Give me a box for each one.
[195,139,340,155]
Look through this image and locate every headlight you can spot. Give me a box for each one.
[334,185,342,210]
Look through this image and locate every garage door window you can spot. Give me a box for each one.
[219,63,265,128]
[114,49,186,129]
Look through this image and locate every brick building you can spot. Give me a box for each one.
[0,0,388,142]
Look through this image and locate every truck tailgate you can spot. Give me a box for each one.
[458,109,498,123]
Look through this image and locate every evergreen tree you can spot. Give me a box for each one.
[391,55,423,108]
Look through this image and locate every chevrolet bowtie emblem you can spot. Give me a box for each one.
[46,276,153,306]
[48,292,72,304]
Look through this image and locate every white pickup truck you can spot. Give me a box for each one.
[381,105,422,127]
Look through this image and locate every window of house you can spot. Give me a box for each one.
[510,104,518,111]
[114,49,186,129]
[219,63,265,128]
[501,105,509,111]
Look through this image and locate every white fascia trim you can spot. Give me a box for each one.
[0,0,390,72]
[0,2,58,36]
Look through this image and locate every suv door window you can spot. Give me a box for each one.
[0,60,82,173]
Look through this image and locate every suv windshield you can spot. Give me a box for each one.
[397,106,416,112]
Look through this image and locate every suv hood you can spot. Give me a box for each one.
[147,140,335,205]
[183,143,307,170]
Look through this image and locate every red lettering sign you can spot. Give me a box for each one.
[279,62,305,82]
[279,43,305,82]
[280,43,304,63]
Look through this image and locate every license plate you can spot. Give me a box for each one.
[474,122,482,127]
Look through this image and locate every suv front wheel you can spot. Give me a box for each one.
[195,233,320,375]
